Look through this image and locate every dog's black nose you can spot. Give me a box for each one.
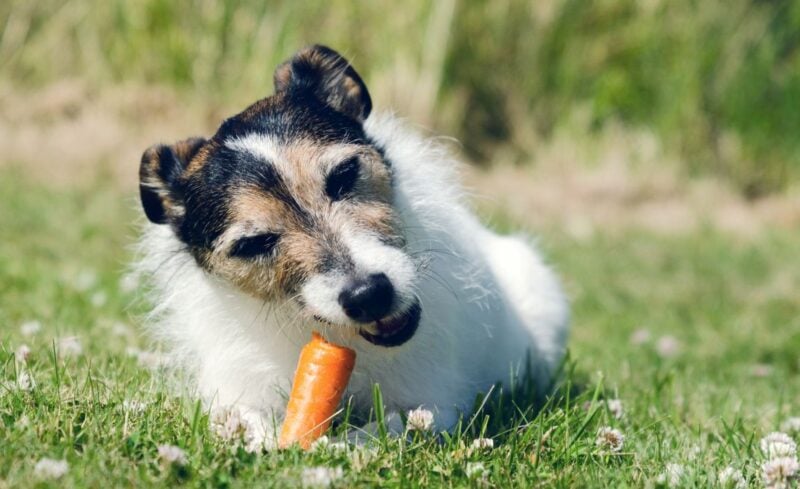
[338,273,394,323]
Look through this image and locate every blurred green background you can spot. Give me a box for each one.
[2,0,799,196]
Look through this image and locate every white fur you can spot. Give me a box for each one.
[301,272,351,325]
[339,230,417,312]
[136,112,569,445]
[226,134,283,172]
[299,228,418,329]
[225,133,363,187]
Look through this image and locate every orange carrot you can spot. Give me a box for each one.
[279,332,356,449]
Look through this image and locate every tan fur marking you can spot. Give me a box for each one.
[200,139,399,300]
[229,187,289,231]
[184,143,213,175]
[351,202,400,243]
[172,137,207,165]
[273,63,294,92]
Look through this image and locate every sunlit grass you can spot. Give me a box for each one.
[1,173,798,487]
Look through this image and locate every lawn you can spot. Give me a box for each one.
[1,171,799,488]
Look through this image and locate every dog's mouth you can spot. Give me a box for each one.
[312,301,422,348]
[357,302,422,347]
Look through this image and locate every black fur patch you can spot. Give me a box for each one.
[139,138,206,225]
[140,184,167,224]
[174,90,372,254]
[141,46,382,262]
[230,233,280,259]
[325,156,360,200]
[274,45,372,122]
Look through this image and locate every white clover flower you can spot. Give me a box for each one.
[406,407,434,432]
[310,435,348,452]
[15,344,32,363]
[687,443,703,461]
[90,291,107,308]
[750,363,773,378]
[122,400,149,414]
[125,347,168,369]
[16,414,31,429]
[656,463,685,488]
[135,350,168,369]
[33,458,68,479]
[58,337,83,357]
[762,457,798,488]
[209,406,277,453]
[300,466,344,488]
[73,269,97,291]
[630,328,652,345]
[465,462,488,478]
[349,446,378,472]
[310,435,331,450]
[244,427,278,454]
[471,438,494,450]
[595,426,625,453]
[244,437,269,454]
[20,320,42,337]
[157,444,187,466]
[111,322,131,337]
[718,466,746,489]
[606,399,624,419]
[16,370,36,391]
[328,441,349,451]
[119,272,140,293]
[655,336,681,358]
[761,432,797,459]
[781,418,800,436]
[209,405,251,442]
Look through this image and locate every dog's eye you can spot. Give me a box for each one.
[229,233,279,259]
[325,157,360,201]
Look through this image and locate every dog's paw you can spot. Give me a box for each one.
[345,411,405,446]
[243,414,279,453]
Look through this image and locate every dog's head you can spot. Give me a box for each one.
[139,46,420,347]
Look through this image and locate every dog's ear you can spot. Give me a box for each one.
[139,137,206,225]
[274,45,372,122]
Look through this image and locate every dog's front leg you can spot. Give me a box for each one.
[345,411,405,446]
[345,406,461,445]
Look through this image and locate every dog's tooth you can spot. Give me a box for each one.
[361,324,379,335]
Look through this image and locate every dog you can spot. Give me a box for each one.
[136,45,569,449]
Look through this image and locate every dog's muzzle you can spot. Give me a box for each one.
[333,273,421,347]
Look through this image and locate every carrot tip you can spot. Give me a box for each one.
[278,331,356,450]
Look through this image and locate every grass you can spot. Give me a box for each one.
[2,0,799,193]
[1,171,799,488]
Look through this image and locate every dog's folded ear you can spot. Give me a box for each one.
[274,45,372,122]
[139,137,207,225]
